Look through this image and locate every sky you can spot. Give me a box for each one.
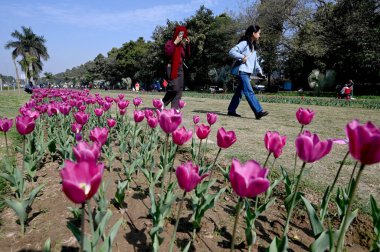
[0,0,239,78]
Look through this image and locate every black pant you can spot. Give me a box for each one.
[162,65,184,109]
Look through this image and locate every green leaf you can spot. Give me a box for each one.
[267,235,288,252]
[182,240,192,252]
[43,238,51,252]
[67,222,81,242]
[301,196,324,236]
[48,139,56,153]
[99,218,123,252]
[310,230,340,252]
[26,184,44,207]
[4,199,27,225]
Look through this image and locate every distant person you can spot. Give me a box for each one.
[161,25,191,110]
[24,81,33,94]
[135,82,140,92]
[227,25,268,120]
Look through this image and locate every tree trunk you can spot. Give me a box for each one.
[13,59,21,95]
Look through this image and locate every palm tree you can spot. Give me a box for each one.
[4,26,49,92]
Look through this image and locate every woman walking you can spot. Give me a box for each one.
[227,25,268,120]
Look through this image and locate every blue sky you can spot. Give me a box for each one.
[0,0,238,78]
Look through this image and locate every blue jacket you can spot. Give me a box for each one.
[229,41,263,75]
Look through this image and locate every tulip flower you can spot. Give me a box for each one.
[229,158,270,198]
[176,161,208,192]
[346,120,380,165]
[15,115,35,135]
[94,108,104,117]
[193,115,200,124]
[206,112,218,126]
[25,110,40,120]
[0,117,13,133]
[178,100,186,109]
[75,133,83,142]
[133,97,142,108]
[107,118,116,128]
[133,110,145,123]
[264,131,287,158]
[47,104,59,117]
[60,160,104,204]
[195,124,211,140]
[118,94,125,100]
[295,131,332,163]
[119,108,126,116]
[147,116,158,129]
[217,127,237,149]
[152,99,163,110]
[71,123,83,134]
[144,109,154,119]
[158,109,182,134]
[89,127,109,146]
[79,105,87,112]
[59,104,71,116]
[73,141,101,162]
[74,111,90,125]
[103,102,111,111]
[118,100,129,110]
[173,126,193,146]
[296,107,315,126]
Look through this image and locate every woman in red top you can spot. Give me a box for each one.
[161,26,191,110]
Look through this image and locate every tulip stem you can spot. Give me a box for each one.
[320,151,349,223]
[292,125,304,184]
[348,161,359,190]
[283,162,306,236]
[4,132,9,158]
[230,197,243,252]
[169,191,186,252]
[87,200,95,237]
[207,148,222,182]
[197,139,203,165]
[159,134,169,206]
[336,163,365,251]
[263,152,271,168]
[80,202,85,252]
[22,135,26,176]
[168,145,178,185]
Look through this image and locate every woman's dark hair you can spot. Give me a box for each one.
[238,25,260,51]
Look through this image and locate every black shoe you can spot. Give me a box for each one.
[227,111,241,117]
[255,111,269,120]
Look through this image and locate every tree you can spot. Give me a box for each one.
[5,26,49,91]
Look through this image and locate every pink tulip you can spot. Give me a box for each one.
[346,120,380,165]
[229,158,270,198]
[47,104,59,117]
[15,116,35,135]
[59,104,71,116]
[152,99,163,109]
[195,124,211,140]
[264,131,287,158]
[118,94,125,100]
[89,127,109,146]
[158,109,182,134]
[79,105,87,112]
[0,118,13,133]
[173,127,193,145]
[133,97,142,107]
[118,100,129,110]
[147,116,158,128]
[207,112,218,125]
[75,133,83,141]
[25,110,40,120]
[119,108,127,115]
[73,141,101,162]
[71,123,83,134]
[107,118,116,128]
[134,110,145,123]
[60,160,104,204]
[144,109,154,119]
[103,102,111,111]
[175,161,208,192]
[178,100,186,109]
[193,115,200,124]
[296,108,315,126]
[94,108,104,117]
[74,111,90,125]
[295,131,333,163]
[217,127,237,149]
